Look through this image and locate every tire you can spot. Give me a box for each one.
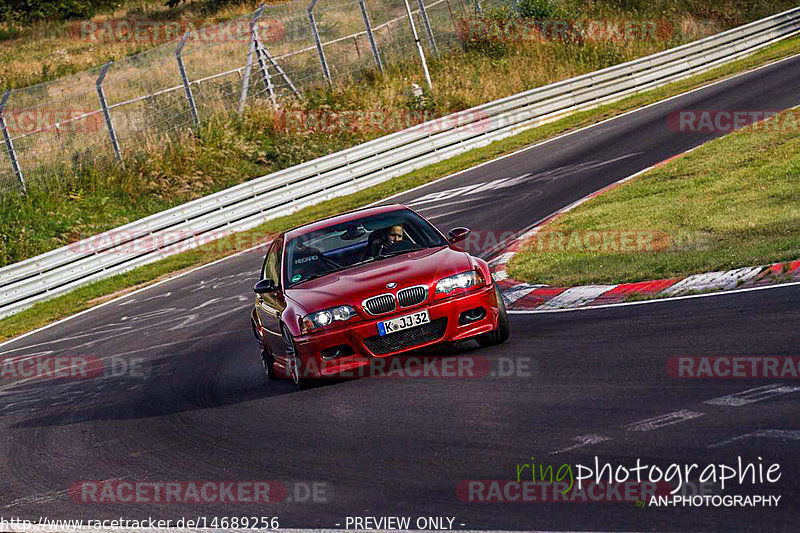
[282,324,308,390]
[261,347,277,381]
[253,319,277,381]
[477,286,510,347]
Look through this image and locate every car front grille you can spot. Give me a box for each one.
[397,285,427,307]
[363,318,448,355]
[363,293,396,315]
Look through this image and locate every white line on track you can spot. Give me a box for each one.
[412,196,486,212]
[625,410,706,432]
[549,434,611,454]
[704,384,800,406]
[708,429,800,448]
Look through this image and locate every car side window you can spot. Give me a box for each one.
[262,238,283,286]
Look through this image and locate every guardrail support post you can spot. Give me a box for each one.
[96,63,124,166]
[0,90,26,194]
[175,32,200,127]
[403,0,433,90]
[308,0,332,86]
[417,0,439,56]
[358,0,384,72]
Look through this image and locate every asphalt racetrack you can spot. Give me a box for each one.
[1,54,799,531]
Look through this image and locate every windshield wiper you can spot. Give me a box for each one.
[376,247,422,259]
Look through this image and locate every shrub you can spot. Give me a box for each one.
[516,0,564,20]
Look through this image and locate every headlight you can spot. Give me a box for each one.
[435,270,483,294]
[302,305,356,332]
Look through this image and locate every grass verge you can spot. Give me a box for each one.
[2,36,800,342]
[507,104,800,287]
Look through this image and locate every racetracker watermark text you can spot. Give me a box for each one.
[451,229,670,255]
[667,110,800,132]
[1,109,103,134]
[0,355,147,380]
[517,230,670,253]
[667,356,800,378]
[274,109,490,135]
[457,480,672,502]
[456,19,674,42]
[68,19,285,44]
[301,356,535,380]
[67,229,273,256]
[70,481,328,504]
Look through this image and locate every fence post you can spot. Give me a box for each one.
[239,6,266,115]
[250,7,277,107]
[358,0,384,72]
[96,63,123,166]
[0,90,26,194]
[175,32,200,127]
[403,0,433,90]
[417,0,439,56]
[308,0,332,86]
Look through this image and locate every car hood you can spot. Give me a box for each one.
[285,246,473,314]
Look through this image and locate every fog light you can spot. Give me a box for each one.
[321,345,354,360]
[459,307,486,325]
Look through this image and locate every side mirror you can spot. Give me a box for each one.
[254,278,277,294]
[448,227,470,244]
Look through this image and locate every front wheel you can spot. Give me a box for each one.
[477,286,510,347]
[282,324,308,390]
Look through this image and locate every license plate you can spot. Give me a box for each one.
[377,309,430,336]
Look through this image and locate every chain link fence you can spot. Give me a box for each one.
[0,0,497,195]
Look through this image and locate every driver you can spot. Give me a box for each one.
[385,225,404,245]
[380,224,416,254]
[363,224,405,259]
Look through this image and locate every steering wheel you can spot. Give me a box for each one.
[318,253,343,269]
[379,239,416,255]
[296,245,343,270]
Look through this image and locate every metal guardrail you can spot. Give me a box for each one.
[1,6,799,319]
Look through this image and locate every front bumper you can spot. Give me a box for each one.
[293,284,499,378]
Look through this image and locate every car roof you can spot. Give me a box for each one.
[283,204,408,240]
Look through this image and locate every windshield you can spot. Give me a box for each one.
[284,209,447,287]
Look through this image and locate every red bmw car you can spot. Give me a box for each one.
[250,204,509,387]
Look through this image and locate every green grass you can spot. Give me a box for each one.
[2,36,800,342]
[507,106,800,287]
